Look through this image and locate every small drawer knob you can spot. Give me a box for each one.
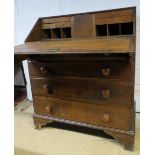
[103,113,110,123]
[102,89,110,98]
[101,68,110,76]
[40,66,48,74]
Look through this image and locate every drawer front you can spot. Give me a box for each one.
[33,96,133,130]
[28,61,133,81]
[31,78,133,106]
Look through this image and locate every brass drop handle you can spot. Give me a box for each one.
[102,89,110,98]
[40,66,48,74]
[45,105,52,113]
[43,84,49,91]
[101,68,110,76]
[103,113,110,123]
[43,84,53,95]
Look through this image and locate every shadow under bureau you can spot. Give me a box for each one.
[14,7,136,151]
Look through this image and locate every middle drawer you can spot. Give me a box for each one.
[31,78,133,106]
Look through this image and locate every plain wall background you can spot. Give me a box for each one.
[14,0,140,111]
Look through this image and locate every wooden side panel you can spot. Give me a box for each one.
[71,14,95,38]
[25,19,58,42]
[25,20,46,42]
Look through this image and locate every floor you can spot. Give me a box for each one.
[14,100,140,155]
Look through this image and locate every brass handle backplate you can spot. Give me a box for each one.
[102,89,110,98]
[43,84,49,91]
[40,66,48,74]
[103,113,110,123]
[43,84,53,95]
[45,105,52,113]
[101,68,110,76]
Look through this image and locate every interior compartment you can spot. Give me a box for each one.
[42,22,133,40]
[121,22,133,35]
[51,28,61,39]
[43,29,51,39]
[61,28,71,38]
[108,24,120,36]
[96,25,107,36]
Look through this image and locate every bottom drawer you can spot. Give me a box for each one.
[33,96,133,130]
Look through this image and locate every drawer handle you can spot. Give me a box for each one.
[43,84,53,95]
[43,84,49,91]
[102,89,110,98]
[101,68,110,76]
[40,66,48,74]
[103,113,110,123]
[45,105,52,113]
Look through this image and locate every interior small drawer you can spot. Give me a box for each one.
[28,60,133,81]
[33,96,133,130]
[31,78,133,106]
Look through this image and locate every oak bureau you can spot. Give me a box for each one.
[14,7,136,150]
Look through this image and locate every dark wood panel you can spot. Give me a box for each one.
[28,60,133,81]
[14,54,29,64]
[28,53,132,61]
[33,96,133,130]
[71,14,95,38]
[31,78,133,106]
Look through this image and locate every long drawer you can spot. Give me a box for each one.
[28,60,133,81]
[33,96,133,130]
[31,78,133,106]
